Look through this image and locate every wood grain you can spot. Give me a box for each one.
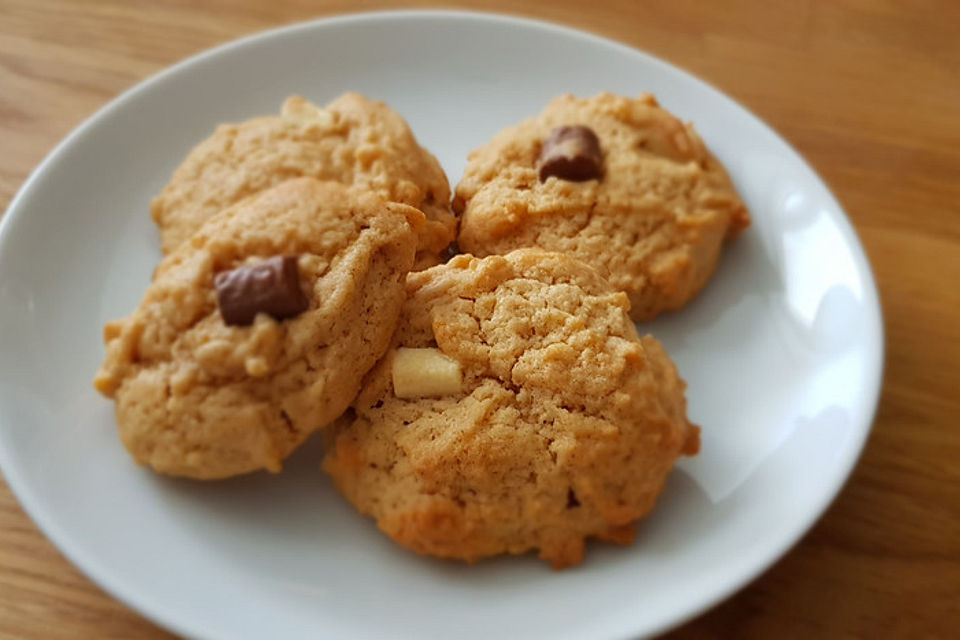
[1,1,958,638]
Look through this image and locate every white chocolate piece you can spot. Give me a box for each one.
[392,348,462,399]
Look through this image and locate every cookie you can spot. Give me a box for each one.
[95,178,424,479]
[151,93,454,267]
[323,249,698,568]
[454,93,750,321]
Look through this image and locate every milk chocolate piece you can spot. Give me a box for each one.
[538,125,603,182]
[214,255,308,326]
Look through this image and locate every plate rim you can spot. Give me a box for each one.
[0,9,885,640]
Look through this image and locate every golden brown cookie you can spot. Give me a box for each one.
[151,93,454,267]
[95,178,424,479]
[454,93,750,321]
[323,249,698,568]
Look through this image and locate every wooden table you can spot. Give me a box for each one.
[1,1,957,637]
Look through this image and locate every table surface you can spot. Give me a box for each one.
[1,1,958,638]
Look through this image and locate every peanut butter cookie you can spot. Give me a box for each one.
[95,178,423,479]
[454,93,749,320]
[323,249,698,568]
[152,93,453,267]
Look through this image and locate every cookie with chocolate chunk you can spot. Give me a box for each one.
[323,249,698,569]
[95,178,424,479]
[454,93,750,321]
[152,93,454,268]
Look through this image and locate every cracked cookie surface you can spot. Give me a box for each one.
[323,249,698,568]
[95,178,423,479]
[152,93,453,267]
[454,93,750,320]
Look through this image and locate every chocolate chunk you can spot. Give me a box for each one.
[538,125,604,182]
[214,255,308,326]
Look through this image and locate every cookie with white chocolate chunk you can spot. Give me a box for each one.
[323,249,698,568]
[454,93,750,321]
[151,93,454,267]
[95,178,424,479]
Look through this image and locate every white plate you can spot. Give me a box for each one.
[0,10,883,640]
